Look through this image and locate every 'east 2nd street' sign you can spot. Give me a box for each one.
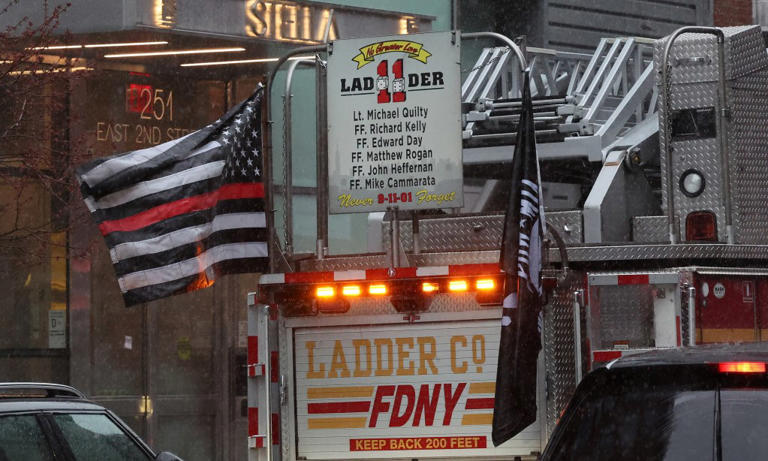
[327,31,463,214]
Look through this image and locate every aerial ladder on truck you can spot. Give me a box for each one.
[248,25,768,461]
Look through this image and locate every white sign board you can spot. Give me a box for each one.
[293,320,540,459]
[48,310,66,349]
[327,32,463,214]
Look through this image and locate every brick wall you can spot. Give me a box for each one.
[714,0,753,26]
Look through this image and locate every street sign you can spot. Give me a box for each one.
[327,31,463,214]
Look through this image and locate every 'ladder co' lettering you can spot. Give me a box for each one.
[304,335,487,378]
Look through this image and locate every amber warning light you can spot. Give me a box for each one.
[341,285,362,297]
[448,280,468,292]
[476,279,496,291]
[316,286,335,298]
[273,275,508,316]
[368,284,387,295]
[718,362,766,373]
[305,278,503,302]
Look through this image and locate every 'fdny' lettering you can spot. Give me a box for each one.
[368,383,466,427]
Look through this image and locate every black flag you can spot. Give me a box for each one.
[492,71,545,446]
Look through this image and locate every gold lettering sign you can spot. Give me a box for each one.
[245,0,338,43]
[304,335,488,379]
[352,40,432,69]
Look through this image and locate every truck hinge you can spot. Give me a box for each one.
[403,312,421,324]
[248,435,267,449]
[279,375,288,406]
[247,363,265,377]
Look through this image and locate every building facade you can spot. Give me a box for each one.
[0,0,759,460]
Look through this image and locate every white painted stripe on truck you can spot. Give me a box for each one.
[334,270,367,281]
[649,273,679,284]
[259,273,285,284]
[417,266,450,276]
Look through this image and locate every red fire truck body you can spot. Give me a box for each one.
[247,25,768,460]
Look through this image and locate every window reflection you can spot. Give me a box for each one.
[0,415,53,461]
[547,383,715,461]
[53,414,150,461]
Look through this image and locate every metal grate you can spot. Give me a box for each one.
[543,274,584,436]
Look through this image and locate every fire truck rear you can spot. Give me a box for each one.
[248,25,768,460]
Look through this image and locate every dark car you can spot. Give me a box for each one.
[0,383,182,461]
[541,343,768,461]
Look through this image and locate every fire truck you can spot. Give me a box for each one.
[247,25,768,460]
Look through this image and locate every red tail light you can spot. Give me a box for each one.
[718,362,766,373]
[686,211,717,241]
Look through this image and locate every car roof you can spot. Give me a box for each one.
[0,400,108,414]
[0,382,108,415]
[607,342,768,370]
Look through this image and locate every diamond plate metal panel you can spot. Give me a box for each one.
[383,214,504,253]
[408,250,501,267]
[724,26,768,79]
[543,274,584,436]
[296,250,503,272]
[654,34,718,85]
[632,216,669,243]
[671,138,727,240]
[656,26,768,244]
[298,243,768,269]
[653,26,766,86]
[592,285,654,349]
[657,81,718,228]
[546,210,583,244]
[679,284,690,345]
[668,82,717,110]
[379,211,582,254]
[726,67,768,244]
[549,244,768,262]
[297,254,389,272]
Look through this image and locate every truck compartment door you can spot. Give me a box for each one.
[586,272,681,368]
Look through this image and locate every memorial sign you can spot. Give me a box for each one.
[327,32,463,213]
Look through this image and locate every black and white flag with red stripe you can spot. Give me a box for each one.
[492,72,546,446]
[76,87,268,307]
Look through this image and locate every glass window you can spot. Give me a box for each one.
[0,415,54,461]
[721,389,768,461]
[545,380,715,461]
[53,414,150,461]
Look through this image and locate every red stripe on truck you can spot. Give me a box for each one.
[365,267,418,279]
[271,351,279,383]
[308,401,372,414]
[248,407,262,446]
[272,413,280,446]
[247,336,258,366]
[464,397,494,410]
[593,350,623,362]
[617,274,649,285]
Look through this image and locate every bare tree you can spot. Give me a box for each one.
[0,0,88,268]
